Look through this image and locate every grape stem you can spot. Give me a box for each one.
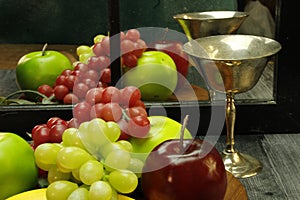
[180,115,189,153]
[0,89,56,105]
[42,43,48,56]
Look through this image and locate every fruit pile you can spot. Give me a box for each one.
[37,29,148,104]
[31,85,150,149]
[34,118,143,199]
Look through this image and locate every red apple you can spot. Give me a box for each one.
[148,40,189,90]
[141,138,227,200]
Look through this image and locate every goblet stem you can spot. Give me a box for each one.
[225,92,236,153]
[222,92,263,178]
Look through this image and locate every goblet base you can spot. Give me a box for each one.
[222,150,262,178]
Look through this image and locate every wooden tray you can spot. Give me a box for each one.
[225,171,248,200]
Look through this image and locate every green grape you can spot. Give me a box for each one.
[46,180,78,200]
[94,34,106,44]
[79,52,94,64]
[71,168,81,182]
[110,187,119,200]
[48,165,71,183]
[127,158,144,178]
[79,119,110,157]
[116,140,133,152]
[104,149,131,171]
[67,187,89,200]
[99,142,123,158]
[56,146,93,172]
[89,181,112,200]
[108,169,138,194]
[76,45,92,56]
[34,143,62,166]
[62,128,86,150]
[79,160,104,185]
[35,162,55,171]
[79,184,90,190]
[106,121,121,142]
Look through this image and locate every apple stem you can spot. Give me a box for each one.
[42,43,48,56]
[180,115,189,153]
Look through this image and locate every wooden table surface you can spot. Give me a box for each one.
[214,133,300,200]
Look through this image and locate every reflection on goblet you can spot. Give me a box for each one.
[173,11,248,40]
[183,34,281,178]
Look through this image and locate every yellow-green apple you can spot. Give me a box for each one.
[0,132,38,199]
[122,51,178,101]
[148,40,189,90]
[141,138,227,200]
[16,46,73,91]
[129,116,192,161]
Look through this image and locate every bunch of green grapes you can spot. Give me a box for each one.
[76,34,105,64]
[34,118,144,200]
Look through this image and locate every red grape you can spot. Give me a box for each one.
[93,42,106,56]
[89,103,105,119]
[38,84,54,97]
[122,53,138,68]
[100,68,111,84]
[49,124,67,143]
[126,106,148,118]
[85,87,104,105]
[127,115,150,138]
[73,101,92,123]
[121,39,135,55]
[132,99,146,109]
[73,82,89,99]
[100,102,123,122]
[83,69,99,82]
[87,56,109,71]
[101,36,110,55]
[31,124,47,138]
[55,75,66,86]
[67,118,80,128]
[32,126,50,148]
[125,29,140,42]
[80,78,98,89]
[47,117,68,128]
[54,85,69,100]
[61,69,73,76]
[120,86,141,107]
[101,86,121,103]
[74,62,89,72]
[64,75,77,90]
[63,93,79,104]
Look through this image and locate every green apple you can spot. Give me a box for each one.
[0,132,38,199]
[16,47,73,91]
[130,116,193,161]
[122,51,178,101]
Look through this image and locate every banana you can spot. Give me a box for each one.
[6,188,134,200]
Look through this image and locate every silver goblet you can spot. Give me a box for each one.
[183,34,281,178]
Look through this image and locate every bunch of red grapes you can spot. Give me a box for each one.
[31,86,150,149]
[32,85,150,148]
[31,116,70,148]
[37,29,147,104]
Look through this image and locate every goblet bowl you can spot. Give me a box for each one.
[173,11,248,40]
[183,34,282,93]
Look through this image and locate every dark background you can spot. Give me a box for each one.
[0,0,238,45]
[0,0,299,139]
